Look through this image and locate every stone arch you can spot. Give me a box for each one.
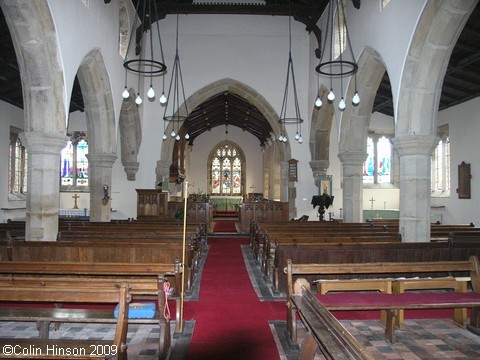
[158,78,292,205]
[396,0,478,136]
[76,48,116,155]
[309,84,335,180]
[393,0,477,242]
[0,0,66,133]
[339,47,387,154]
[337,46,388,222]
[76,48,117,222]
[0,0,69,239]
[160,78,290,163]
[118,1,130,60]
[207,140,246,195]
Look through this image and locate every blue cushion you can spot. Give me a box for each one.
[114,302,156,319]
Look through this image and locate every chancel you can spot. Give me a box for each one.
[1,0,480,358]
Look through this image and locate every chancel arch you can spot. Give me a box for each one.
[157,78,293,211]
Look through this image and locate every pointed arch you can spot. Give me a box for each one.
[396,0,477,136]
[160,78,291,163]
[339,47,387,154]
[0,0,67,133]
[76,48,116,155]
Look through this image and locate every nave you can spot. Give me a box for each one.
[1,224,480,359]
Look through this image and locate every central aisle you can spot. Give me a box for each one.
[184,237,284,359]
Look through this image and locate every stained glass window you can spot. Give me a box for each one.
[210,143,243,195]
[363,136,392,184]
[60,133,89,187]
[9,128,28,195]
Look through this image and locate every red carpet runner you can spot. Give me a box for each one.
[184,237,285,360]
[212,221,237,233]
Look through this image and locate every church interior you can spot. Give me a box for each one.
[1,0,480,359]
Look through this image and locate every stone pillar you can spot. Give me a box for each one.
[19,131,69,241]
[393,134,436,242]
[87,153,117,222]
[338,151,368,223]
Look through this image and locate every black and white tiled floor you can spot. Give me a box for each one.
[1,240,480,359]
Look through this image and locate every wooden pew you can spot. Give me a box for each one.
[262,233,400,283]
[272,241,451,294]
[290,285,374,360]
[0,260,182,359]
[286,256,480,343]
[0,281,130,359]
[0,239,197,294]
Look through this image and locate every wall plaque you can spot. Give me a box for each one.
[288,159,298,182]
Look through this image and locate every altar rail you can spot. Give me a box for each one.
[239,201,289,233]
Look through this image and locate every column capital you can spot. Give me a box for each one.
[309,160,330,176]
[338,151,368,166]
[86,153,117,168]
[19,131,69,154]
[393,134,437,156]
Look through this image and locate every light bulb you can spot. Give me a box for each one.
[298,135,303,144]
[147,86,155,99]
[338,98,346,111]
[170,130,176,138]
[175,134,180,141]
[352,92,360,105]
[185,133,190,140]
[278,135,284,142]
[283,136,288,143]
[135,93,142,105]
[295,132,300,140]
[159,92,167,105]
[162,133,167,141]
[327,89,335,101]
[122,87,130,99]
[315,96,322,108]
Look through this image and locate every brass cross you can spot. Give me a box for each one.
[72,193,80,209]
[369,197,375,210]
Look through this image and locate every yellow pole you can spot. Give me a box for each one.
[180,180,188,333]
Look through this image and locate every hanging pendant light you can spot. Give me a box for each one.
[278,2,304,144]
[122,0,167,105]
[315,0,360,111]
[163,7,189,142]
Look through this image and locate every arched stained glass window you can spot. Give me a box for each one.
[60,132,89,188]
[210,142,243,195]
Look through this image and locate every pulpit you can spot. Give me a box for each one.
[136,189,168,220]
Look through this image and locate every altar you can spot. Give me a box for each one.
[210,196,243,212]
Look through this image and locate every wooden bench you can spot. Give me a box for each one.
[0,281,130,359]
[274,241,451,294]
[0,260,182,359]
[286,256,480,343]
[290,285,374,360]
